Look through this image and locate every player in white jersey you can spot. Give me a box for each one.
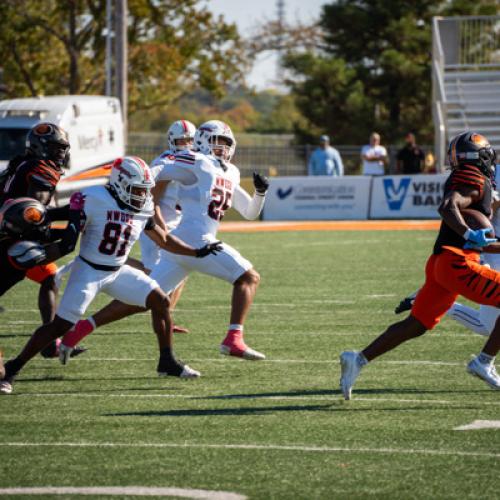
[139,119,196,272]
[58,120,270,362]
[0,156,222,394]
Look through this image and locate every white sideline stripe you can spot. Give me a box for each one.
[454,420,500,431]
[0,441,498,459]
[0,486,246,499]
[10,393,500,406]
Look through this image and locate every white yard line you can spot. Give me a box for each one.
[454,420,500,431]
[8,393,500,407]
[0,441,498,459]
[71,357,464,367]
[0,486,246,499]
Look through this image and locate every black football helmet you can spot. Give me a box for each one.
[447,131,497,177]
[0,197,50,241]
[26,122,70,169]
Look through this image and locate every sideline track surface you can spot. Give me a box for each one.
[219,220,440,232]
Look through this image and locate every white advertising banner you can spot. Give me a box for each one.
[369,174,447,219]
[263,176,371,220]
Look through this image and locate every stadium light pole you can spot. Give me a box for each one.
[105,0,114,97]
[115,0,128,146]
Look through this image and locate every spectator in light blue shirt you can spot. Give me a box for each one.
[307,135,344,176]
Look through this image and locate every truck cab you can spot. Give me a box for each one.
[0,95,125,203]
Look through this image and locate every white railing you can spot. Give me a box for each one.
[432,17,447,171]
[438,15,500,70]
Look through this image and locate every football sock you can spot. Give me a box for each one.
[5,357,25,378]
[61,319,95,348]
[358,352,369,366]
[160,347,175,361]
[478,352,495,365]
[223,328,248,351]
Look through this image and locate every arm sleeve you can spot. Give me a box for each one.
[47,204,70,221]
[156,162,197,185]
[233,185,265,220]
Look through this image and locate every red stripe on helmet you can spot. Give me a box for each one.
[181,120,188,132]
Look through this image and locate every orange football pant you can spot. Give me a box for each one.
[412,247,500,330]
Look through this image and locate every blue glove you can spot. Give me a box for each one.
[463,228,496,249]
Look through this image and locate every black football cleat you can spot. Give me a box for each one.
[41,339,87,359]
[157,357,200,378]
[394,291,418,314]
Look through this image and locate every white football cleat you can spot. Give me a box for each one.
[467,357,500,389]
[219,343,266,360]
[0,380,13,395]
[339,351,364,400]
[180,365,201,378]
[59,343,74,365]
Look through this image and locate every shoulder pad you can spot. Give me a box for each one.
[450,165,485,194]
[160,149,176,160]
[174,150,198,167]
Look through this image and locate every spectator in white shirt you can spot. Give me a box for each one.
[308,135,344,177]
[361,132,387,176]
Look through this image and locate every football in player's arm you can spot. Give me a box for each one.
[340,132,500,399]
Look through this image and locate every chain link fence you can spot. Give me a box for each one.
[127,134,435,177]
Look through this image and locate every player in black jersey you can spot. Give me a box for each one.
[340,132,500,399]
[0,123,74,357]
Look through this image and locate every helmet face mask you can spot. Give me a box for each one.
[167,120,196,152]
[26,122,70,168]
[194,120,236,162]
[109,157,154,212]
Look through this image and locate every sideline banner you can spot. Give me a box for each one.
[263,176,371,220]
[369,174,447,219]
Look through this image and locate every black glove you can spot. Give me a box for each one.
[195,241,223,258]
[253,171,269,194]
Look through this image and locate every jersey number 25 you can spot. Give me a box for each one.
[208,187,232,221]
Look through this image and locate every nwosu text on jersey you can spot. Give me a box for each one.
[106,210,135,225]
[412,180,443,206]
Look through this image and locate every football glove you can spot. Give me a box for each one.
[253,171,269,194]
[195,241,223,258]
[8,241,47,269]
[463,228,496,249]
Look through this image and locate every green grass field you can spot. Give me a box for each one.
[1,229,499,499]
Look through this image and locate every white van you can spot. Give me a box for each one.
[0,95,124,203]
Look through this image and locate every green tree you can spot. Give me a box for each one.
[0,0,244,114]
[284,0,498,144]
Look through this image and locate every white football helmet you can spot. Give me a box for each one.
[194,120,236,161]
[167,120,196,152]
[109,156,154,212]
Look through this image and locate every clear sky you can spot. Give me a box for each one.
[206,0,328,90]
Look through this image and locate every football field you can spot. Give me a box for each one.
[0,227,499,499]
